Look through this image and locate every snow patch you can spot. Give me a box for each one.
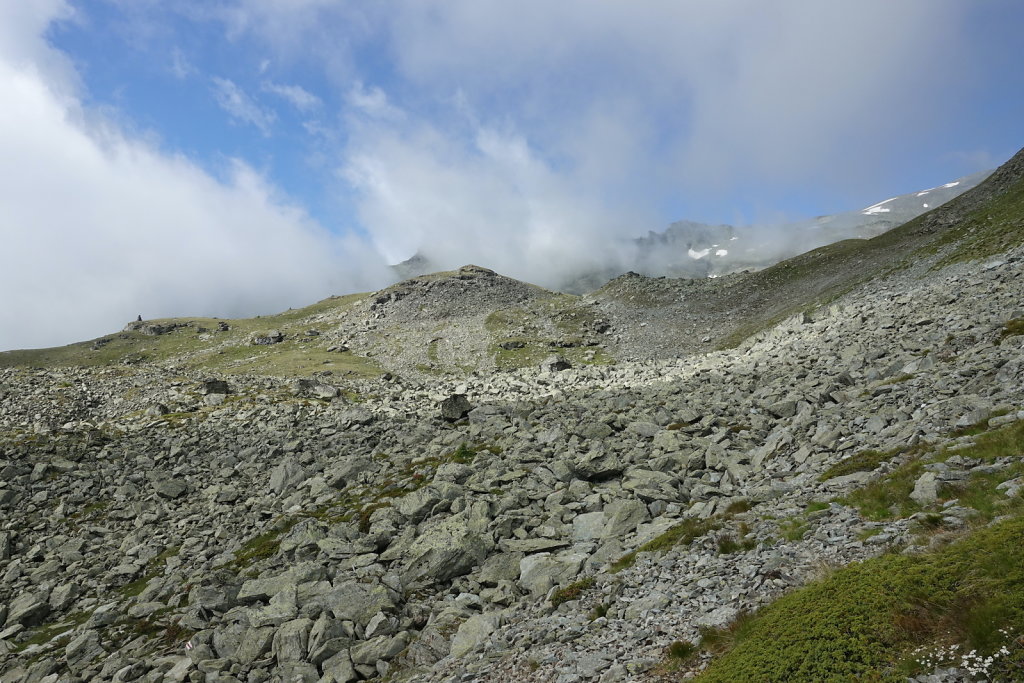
[917,191,931,197]
[715,249,728,257]
[923,203,929,208]
[688,248,710,260]
[942,181,960,189]
[862,197,897,215]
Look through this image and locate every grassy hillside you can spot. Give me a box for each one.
[716,147,1024,349]
[654,418,1024,681]
[0,292,382,378]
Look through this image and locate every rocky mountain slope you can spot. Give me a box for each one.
[1,149,1023,683]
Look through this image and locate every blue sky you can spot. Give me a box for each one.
[2,0,1024,350]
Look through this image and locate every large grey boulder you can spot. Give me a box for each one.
[450,612,503,659]
[272,618,313,663]
[440,394,472,421]
[308,613,353,665]
[479,552,525,586]
[211,622,247,659]
[518,551,587,595]
[324,457,376,489]
[320,583,396,627]
[624,591,671,620]
[576,422,613,440]
[396,487,441,523]
[541,354,572,372]
[247,585,299,628]
[321,650,358,682]
[571,511,607,542]
[65,630,105,674]
[268,459,307,495]
[200,379,230,395]
[147,472,187,500]
[237,563,325,604]
[289,378,339,399]
[910,472,939,506]
[626,421,660,438]
[573,450,624,481]
[401,509,493,587]
[350,632,411,666]
[252,330,285,345]
[622,468,680,502]
[603,499,651,538]
[49,582,80,611]
[234,626,275,665]
[188,583,239,613]
[5,591,50,627]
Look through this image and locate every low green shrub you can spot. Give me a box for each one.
[819,448,900,481]
[551,577,595,607]
[696,516,1024,682]
[610,518,719,573]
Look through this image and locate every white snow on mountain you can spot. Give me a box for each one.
[862,197,897,215]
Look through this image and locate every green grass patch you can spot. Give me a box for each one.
[11,611,91,653]
[695,515,1024,682]
[655,639,702,675]
[774,503,831,541]
[939,462,1024,522]
[999,318,1024,344]
[449,443,479,464]
[819,448,903,482]
[723,499,752,515]
[117,546,180,598]
[841,417,1024,522]
[550,577,596,607]
[950,407,1012,437]
[610,518,719,573]
[717,533,757,555]
[928,167,1024,267]
[71,499,110,519]
[957,415,1024,459]
[227,520,298,571]
[778,518,810,542]
[0,292,375,378]
[839,459,926,521]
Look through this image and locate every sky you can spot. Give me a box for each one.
[2,1,1024,351]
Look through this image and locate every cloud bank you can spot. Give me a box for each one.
[0,2,389,351]
[327,0,970,284]
[209,1,978,277]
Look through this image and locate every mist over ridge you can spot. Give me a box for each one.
[393,167,993,293]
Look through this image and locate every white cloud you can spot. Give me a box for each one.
[0,6,390,351]
[262,81,321,111]
[347,82,401,121]
[381,1,968,195]
[211,76,276,135]
[342,99,641,288]
[216,0,974,263]
[169,47,193,79]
